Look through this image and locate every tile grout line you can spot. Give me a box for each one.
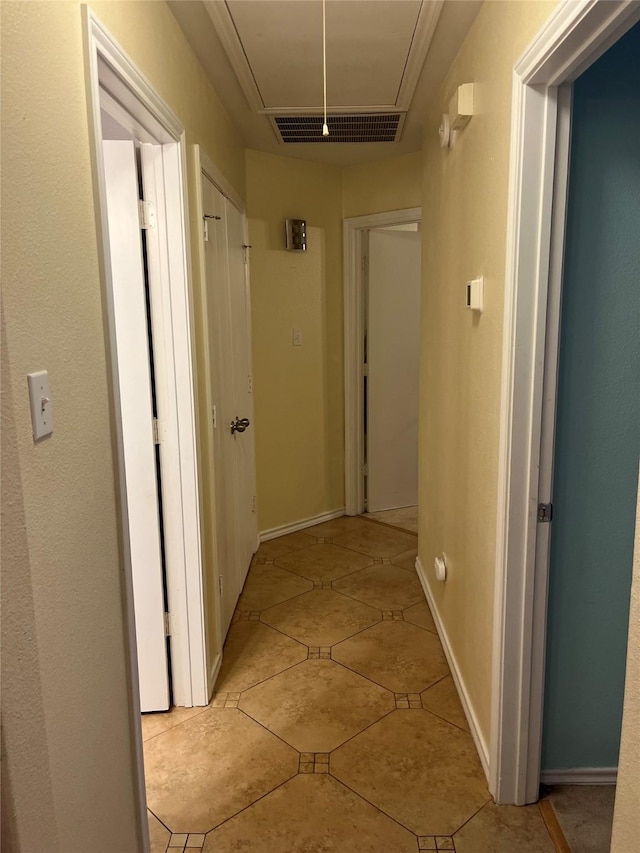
[202,771,299,838]
[329,772,422,839]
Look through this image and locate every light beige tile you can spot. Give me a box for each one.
[168,835,188,848]
[261,588,380,646]
[333,524,417,558]
[148,811,170,853]
[275,543,373,581]
[203,773,417,852]
[404,600,437,634]
[332,621,449,693]
[237,563,312,611]
[185,835,206,848]
[365,506,419,533]
[144,708,297,834]
[333,563,424,610]
[421,676,469,732]
[332,710,490,835]
[454,801,555,852]
[141,705,208,742]
[305,515,371,538]
[255,531,316,560]
[215,620,307,692]
[240,659,393,752]
[391,547,419,571]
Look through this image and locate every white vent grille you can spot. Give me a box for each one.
[272,114,404,144]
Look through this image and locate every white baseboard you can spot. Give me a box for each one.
[259,508,346,542]
[415,556,491,783]
[207,652,223,702]
[541,767,618,786]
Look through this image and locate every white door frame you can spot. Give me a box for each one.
[491,0,640,806]
[83,11,208,846]
[343,208,422,515]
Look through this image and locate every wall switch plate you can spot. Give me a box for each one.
[27,370,53,440]
[466,277,484,312]
[293,327,303,346]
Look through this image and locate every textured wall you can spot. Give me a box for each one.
[418,0,558,742]
[342,151,423,218]
[246,150,344,532]
[611,474,640,852]
[1,2,246,849]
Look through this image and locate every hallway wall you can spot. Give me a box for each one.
[1,2,245,850]
[342,151,423,218]
[418,0,558,745]
[246,150,344,533]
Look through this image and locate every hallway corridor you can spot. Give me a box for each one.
[142,516,555,852]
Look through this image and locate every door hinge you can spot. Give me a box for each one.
[537,502,553,523]
[242,243,252,265]
[152,417,161,445]
[138,199,157,231]
[218,575,223,596]
[212,405,217,429]
[248,375,253,394]
[362,254,369,276]
[164,612,171,637]
[362,463,369,477]
[252,494,257,514]
[362,364,369,377]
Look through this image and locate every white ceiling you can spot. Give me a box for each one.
[168,0,482,166]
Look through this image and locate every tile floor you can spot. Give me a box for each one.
[365,505,419,533]
[142,516,556,853]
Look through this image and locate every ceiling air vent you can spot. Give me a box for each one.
[271,113,405,144]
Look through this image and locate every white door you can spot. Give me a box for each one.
[102,140,170,712]
[201,173,257,633]
[367,228,421,512]
[226,201,258,578]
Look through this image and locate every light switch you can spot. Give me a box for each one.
[27,370,53,441]
[293,327,303,347]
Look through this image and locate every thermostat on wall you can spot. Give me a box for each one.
[466,277,484,312]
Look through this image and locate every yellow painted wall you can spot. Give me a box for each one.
[342,151,423,218]
[246,150,344,532]
[611,475,640,853]
[418,0,558,742]
[1,2,244,849]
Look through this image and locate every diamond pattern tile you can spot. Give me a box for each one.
[275,543,373,581]
[333,525,417,558]
[391,547,419,571]
[405,600,437,633]
[237,563,312,610]
[261,588,380,646]
[421,676,469,732]
[332,620,449,692]
[144,708,298,833]
[333,562,424,610]
[216,620,307,692]
[148,811,170,853]
[239,659,393,751]
[254,531,316,561]
[332,710,490,835]
[454,801,556,852]
[203,774,417,852]
[305,515,371,539]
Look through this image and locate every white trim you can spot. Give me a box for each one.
[415,557,490,782]
[208,652,223,702]
[541,768,618,786]
[395,1,444,110]
[260,509,346,542]
[492,0,640,806]
[343,208,422,515]
[198,146,245,214]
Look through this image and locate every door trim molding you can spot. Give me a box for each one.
[343,208,422,516]
[491,0,640,806]
[83,12,209,847]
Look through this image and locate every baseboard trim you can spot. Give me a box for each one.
[207,652,223,702]
[540,768,618,786]
[415,556,491,783]
[259,509,346,542]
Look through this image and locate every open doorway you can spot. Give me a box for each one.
[344,208,422,537]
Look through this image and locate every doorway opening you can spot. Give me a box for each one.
[343,207,422,536]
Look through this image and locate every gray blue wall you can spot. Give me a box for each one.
[542,21,640,771]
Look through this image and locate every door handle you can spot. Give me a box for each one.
[230,416,250,435]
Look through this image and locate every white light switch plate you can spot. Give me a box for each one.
[27,370,53,440]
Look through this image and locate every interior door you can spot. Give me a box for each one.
[102,140,170,712]
[202,175,240,632]
[226,201,258,577]
[367,228,421,512]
